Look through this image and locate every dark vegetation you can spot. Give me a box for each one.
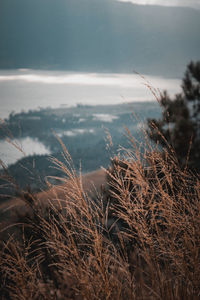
[148,61,200,172]
[0,63,200,299]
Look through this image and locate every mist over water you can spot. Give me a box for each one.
[0,69,181,166]
[0,137,50,167]
[0,69,181,119]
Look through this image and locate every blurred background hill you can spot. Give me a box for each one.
[0,0,200,76]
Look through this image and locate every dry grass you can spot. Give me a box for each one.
[0,126,200,299]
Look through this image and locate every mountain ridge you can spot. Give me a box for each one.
[0,0,200,76]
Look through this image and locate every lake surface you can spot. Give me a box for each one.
[0,69,181,119]
[0,69,181,167]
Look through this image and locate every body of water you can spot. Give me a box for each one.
[0,69,181,166]
[0,69,181,119]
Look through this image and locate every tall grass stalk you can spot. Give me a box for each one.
[0,120,200,300]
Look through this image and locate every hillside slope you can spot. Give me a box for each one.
[0,0,200,76]
[0,168,106,236]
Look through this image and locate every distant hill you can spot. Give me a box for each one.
[0,102,161,196]
[0,0,200,76]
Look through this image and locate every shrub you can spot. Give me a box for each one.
[148,61,200,172]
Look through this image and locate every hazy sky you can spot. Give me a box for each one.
[117,0,200,10]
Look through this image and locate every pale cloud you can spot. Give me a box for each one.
[117,0,200,10]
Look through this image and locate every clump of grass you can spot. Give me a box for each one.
[0,125,200,299]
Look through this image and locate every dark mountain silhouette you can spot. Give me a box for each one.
[0,0,200,76]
